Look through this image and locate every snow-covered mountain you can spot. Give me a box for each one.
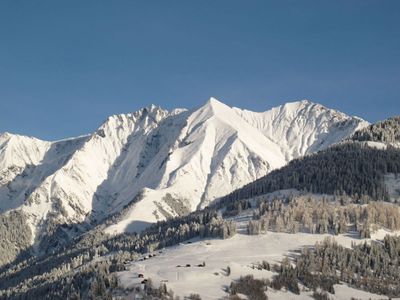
[0,98,368,252]
[233,100,367,161]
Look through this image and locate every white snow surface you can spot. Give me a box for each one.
[0,98,368,244]
[233,100,369,161]
[362,141,388,150]
[118,231,393,300]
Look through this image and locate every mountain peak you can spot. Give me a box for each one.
[207,96,223,104]
[143,103,163,113]
[275,99,347,119]
[0,132,11,140]
[0,96,372,267]
[297,99,312,105]
[282,99,317,109]
[203,97,227,109]
[0,132,47,143]
[200,97,231,113]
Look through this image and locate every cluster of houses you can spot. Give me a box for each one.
[176,261,206,268]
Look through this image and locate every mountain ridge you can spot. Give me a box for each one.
[0,97,368,265]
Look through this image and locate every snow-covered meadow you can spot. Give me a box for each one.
[117,231,394,299]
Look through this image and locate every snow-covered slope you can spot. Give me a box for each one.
[0,133,49,171]
[0,133,50,192]
[0,98,368,249]
[233,100,368,161]
[105,99,287,235]
[118,231,391,300]
[0,133,89,212]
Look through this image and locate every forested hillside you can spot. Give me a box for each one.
[228,235,400,298]
[225,194,400,237]
[286,236,400,297]
[0,211,32,267]
[0,208,235,299]
[218,142,400,205]
[351,116,400,144]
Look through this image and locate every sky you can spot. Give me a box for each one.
[0,1,399,140]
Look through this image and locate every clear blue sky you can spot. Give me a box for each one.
[0,1,399,140]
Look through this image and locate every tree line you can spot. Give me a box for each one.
[229,235,400,298]
[244,195,400,237]
[218,142,400,205]
[351,116,400,144]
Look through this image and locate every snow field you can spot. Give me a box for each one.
[118,231,392,299]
